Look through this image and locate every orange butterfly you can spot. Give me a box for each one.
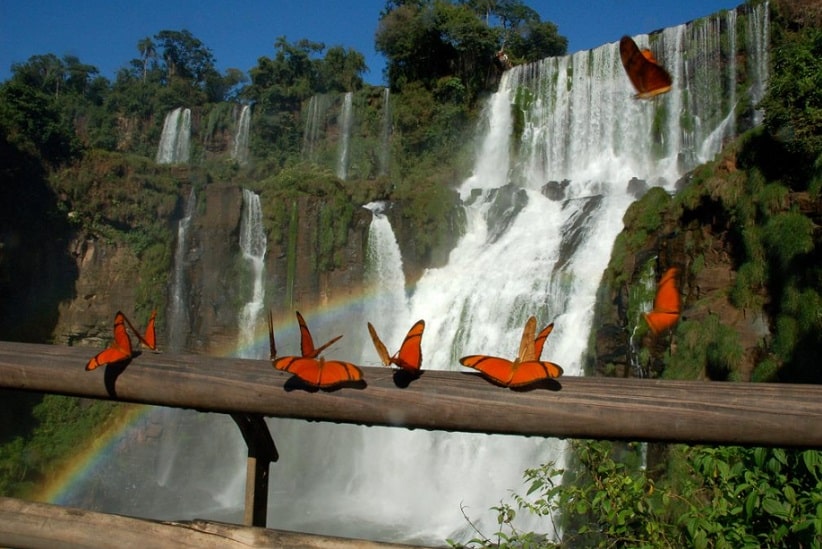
[267,310,277,360]
[273,355,363,388]
[460,316,564,387]
[296,311,342,358]
[86,312,133,371]
[619,36,673,99]
[368,320,425,371]
[644,267,681,334]
[534,322,554,359]
[124,310,157,351]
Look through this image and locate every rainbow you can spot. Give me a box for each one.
[30,403,156,505]
[33,293,399,504]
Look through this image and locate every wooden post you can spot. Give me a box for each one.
[230,413,277,527]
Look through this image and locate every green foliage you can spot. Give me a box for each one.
[455,441,822,549]
[759,23,821,186]
[376,0,566,103]
[664,316,743,381]
[761,211,815,268]
[676,445,822,548]
[0,395,127,497]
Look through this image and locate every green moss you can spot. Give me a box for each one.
[664,316,743,380]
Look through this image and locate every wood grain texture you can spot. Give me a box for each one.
[1,341,821,448]
[0,497,427,549]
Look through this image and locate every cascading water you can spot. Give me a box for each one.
[263,6,769,544]
[238,189,267,359]
[167,188,196,353]
[360,201,409,354]
[302,94,329,162]
[61,4,770,546]
[378,88,391,177]
[155,107,191,164]
[336,91,354,180]
[232,104,251,166]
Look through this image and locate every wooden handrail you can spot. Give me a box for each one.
[0,497,429,549]
[1,341,821,448]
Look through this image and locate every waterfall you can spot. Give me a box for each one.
[231,104,251,166]
[279,4,768,543]
[238,189,267,359]
[378,88,391,177]
[60,4,770,546]
[336,91,354,180]
[156,107,191,164]
[167,188,196,353]
[361,201,408,357]
[302,94,329,162]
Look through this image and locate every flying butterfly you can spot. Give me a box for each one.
[296,311,342,358]
[460,316,564,388]
[367,320,425,371]
[273,355,363,388]
[86,311,133,371]
[644,267,681,334]
[619,35,673,99]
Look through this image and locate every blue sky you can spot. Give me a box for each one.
[1,0,743,86]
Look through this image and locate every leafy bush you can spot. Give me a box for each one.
[454,441,822,549]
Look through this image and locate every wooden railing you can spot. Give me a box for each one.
[1,340,821,547]
[2,341,820,446]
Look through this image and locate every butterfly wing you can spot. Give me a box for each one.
[619,36,673,99]
[460,355,516,386]
[297,311,342,358]
[645,267,681,334]
[518,316,538,362]
[534,322,554,360]
[317,359,363,387]
[86,312,133,371]
[268,310,277,360]
[392,320,425,371]
[367,322,392,366]
[507,360,565,387]
[274,355,362,388]
[296,311,317,357]
[139,311,157,350]
[122,311,156,351]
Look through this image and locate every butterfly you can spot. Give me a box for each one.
[267,310,277,360]
[460,316,564,387]
[296,311,342,358]
[367,320,425,371]
[534,322,554,359]
[273,355,363,388]
[644,267,681,334]
[124,310,157,351]
[619,35,673,99]
[86,311,133,371]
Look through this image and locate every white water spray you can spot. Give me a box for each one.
[360,201,409,359]
[156,107,191,164]
[336,92,354,180]
[168,188,196,352]
[238,189,267,359]
[378,88,391,177]
[232,104,251,166]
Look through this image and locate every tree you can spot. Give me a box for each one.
[376,0,566,100]
[136,37,156,82]
[317,46,366,92]
[153,29,218,87]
